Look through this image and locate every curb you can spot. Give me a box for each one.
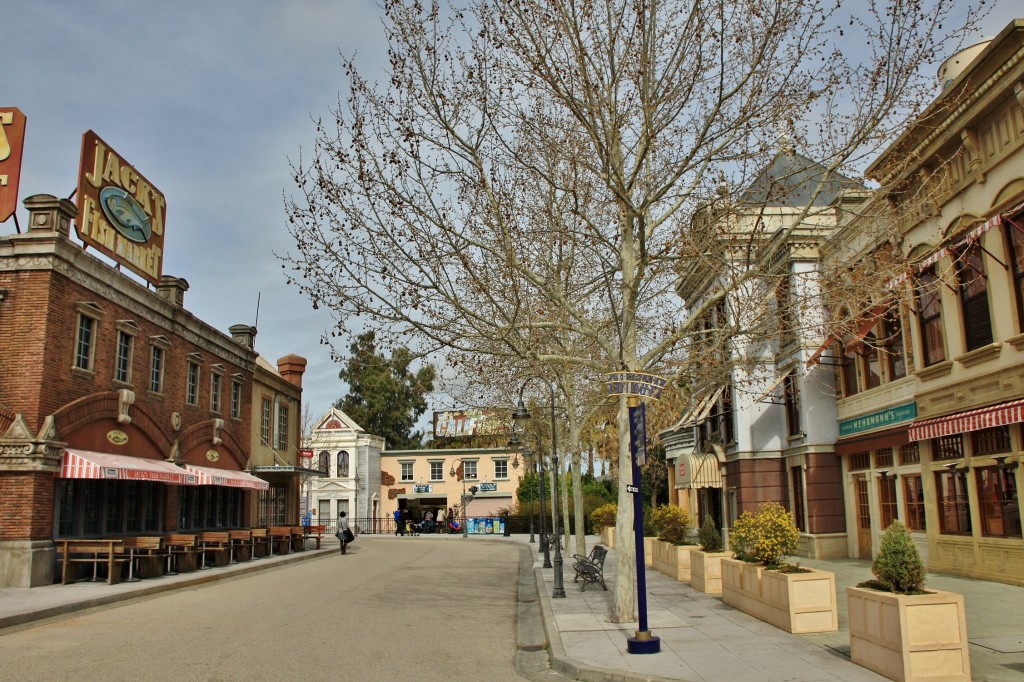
[0,548,335,631]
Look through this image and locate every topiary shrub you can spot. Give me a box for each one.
[642,506,657,536]
[650,504,693,544]
[871,520,926,594]
[698,515,724,553]
[728,502,799,565]
[590,503,617,530]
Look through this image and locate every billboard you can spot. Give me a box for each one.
[0,107,27,223]
[75,130,166,285]
[433,409,510,439]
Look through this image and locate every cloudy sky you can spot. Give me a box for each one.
[3,1,1021,426]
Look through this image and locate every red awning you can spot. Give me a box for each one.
[59,450,196,485]
[844,303,888,353]
[835,426,910,457]
[908,399,1024,442]
[806,334,837,368]
[184,464,269,490]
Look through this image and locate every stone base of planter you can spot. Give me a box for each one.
[643,536,654,567]
[691,550,729,594]
[722,558,838,634]
[652,540,693,582]
[599,526,615,549]
[847,586,971,682]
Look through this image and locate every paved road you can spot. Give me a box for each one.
[0,538,527,682]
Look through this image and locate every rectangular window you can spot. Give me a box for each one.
[75,315,95,371]
[55,480,164,538]
[210,373,222,413]
[464,460,478,480]
[840,344,859,397]
[261,398,272,446]
[231,381,241,419]
[114,331,133,383]
[903,474,926,531]
[149,346,164,393]
[916,269,945,366]
[783,374,800,437]
[882,309,906,380]
[875,448,894,468]
[899,442,920,465]
[187,363,200,405]
[401,461,414,482]
[429,461,443,481]
[971,426,1011,457]
[879,475,898,530]
[848,452,870,471]
[276,402,289,450]
[977,467,1021,538]
[933,434,964,461]
[1005,214,1024,332]
[936,470,971,535]
[860,339,881,390]
[495,459,509,480]
[791,467,806,532]
[956,242,992,351]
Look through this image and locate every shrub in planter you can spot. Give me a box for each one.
[649,505,692,544]
[728,510,757,561]
[728,502,799,566]
[698,515,723,553]
[590,503,616,530]
[868,520,926,594]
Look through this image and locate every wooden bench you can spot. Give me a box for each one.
[119,536,166,581]
[572,545,608,592]
[198,531,231,568]
[268,526,293,555]
[229,529,252,562]
[289,526,307,552]
[165,534,200,573]
[303,525,326,549]
[60,539,127,585]
[250,528,270,559]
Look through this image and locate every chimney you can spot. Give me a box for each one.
[229,324,257,350]
[156,276,189,308]
[23,194,74,237]
[277,354,307,388]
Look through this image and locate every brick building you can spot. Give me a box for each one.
[0,194,303,586]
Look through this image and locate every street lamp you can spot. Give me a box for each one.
[503,434,523,537]
[513,380,565,598]
[449,458,478,539]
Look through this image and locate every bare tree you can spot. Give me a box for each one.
[283,0,987,622]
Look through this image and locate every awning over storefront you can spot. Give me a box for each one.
[755,369,792,403]
[908,398,1024,442]
[59,450,196,485]
[675,452,723,489]
[835,426,909,457]
[252,465,326,477]
[184,464,269,490]
[807,302,888,368]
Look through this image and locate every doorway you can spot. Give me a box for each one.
[854,476,872,558]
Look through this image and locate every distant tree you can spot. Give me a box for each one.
[335,331,436,450]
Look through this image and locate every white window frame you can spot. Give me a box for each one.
[113,322,137,385]
[400,461,414,482]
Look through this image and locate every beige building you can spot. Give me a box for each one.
[818,20,1024,584]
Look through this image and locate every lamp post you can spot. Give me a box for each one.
[522,446,536,543]
[449,459,477,538]
[513,380,565,598]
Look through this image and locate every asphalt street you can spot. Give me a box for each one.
[0,537,527,682]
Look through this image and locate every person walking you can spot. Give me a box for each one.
[337,511,352,554]
[393,508,404,536]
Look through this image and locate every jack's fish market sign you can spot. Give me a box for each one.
[76,131,166,285]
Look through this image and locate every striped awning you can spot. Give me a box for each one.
[59,450,196,485]
[908,399,1024,442]
[184,464,269,490]
[675,452,723,489]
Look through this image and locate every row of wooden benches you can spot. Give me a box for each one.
[59,525,328,585]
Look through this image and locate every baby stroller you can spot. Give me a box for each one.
[405,520,420,536]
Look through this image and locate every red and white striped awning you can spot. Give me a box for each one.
[908,399,1024,442]
[59,450,196,485]
[184,464,269,490]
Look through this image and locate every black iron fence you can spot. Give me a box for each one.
[314,515,592,536]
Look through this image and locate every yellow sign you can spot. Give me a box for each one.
[75,130,166,285]
[206,450,220,462]
[0,107,27,223]
[107,430,129,446]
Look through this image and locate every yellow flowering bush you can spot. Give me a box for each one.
[728,501,799,566]
[590,503,617,530]
[649,504,693,544]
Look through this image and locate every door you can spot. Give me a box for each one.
[854,476,873,558]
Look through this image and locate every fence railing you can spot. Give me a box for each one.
[313,515,591,536]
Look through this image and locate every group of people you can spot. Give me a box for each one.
[392,507,451,535]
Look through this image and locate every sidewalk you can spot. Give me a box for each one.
[529,536,1024,682]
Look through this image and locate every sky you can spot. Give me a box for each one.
[3,1,1022,429]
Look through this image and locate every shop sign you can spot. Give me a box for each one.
[839,402,917,437]
[0,107,27,223]
[107,429,128,445]
[75,130,166,285]
[413,484,432,493]
[478,482,497,492]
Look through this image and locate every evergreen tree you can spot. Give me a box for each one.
[335,331,435,450]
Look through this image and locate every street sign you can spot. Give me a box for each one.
[626,484,639,494]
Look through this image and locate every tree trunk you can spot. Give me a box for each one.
[612,395,636,622]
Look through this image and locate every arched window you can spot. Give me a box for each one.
[337,450,350,478]
[318,451,329,475]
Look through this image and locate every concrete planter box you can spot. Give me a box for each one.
[643,536,654,567]
[722,558,838,634]
[651,540,694,582]
[847,586,971,681]
[599,526,615,548]
[691,550,729,594]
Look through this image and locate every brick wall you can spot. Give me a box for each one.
[0,472,56,540]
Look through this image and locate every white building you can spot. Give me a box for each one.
[303,407,384,529]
